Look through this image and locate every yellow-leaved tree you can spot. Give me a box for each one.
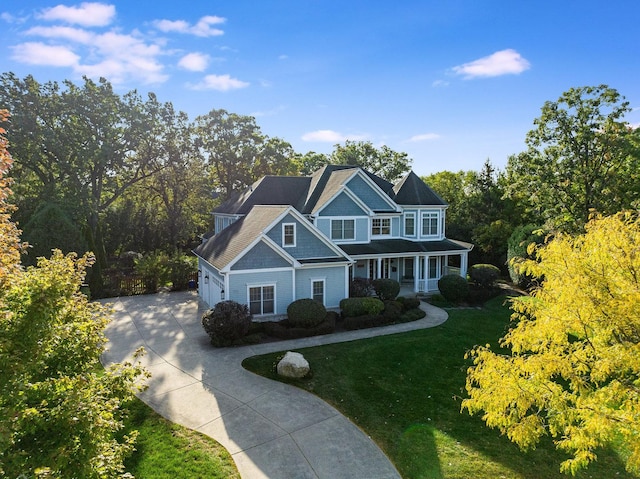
[463,212,640,475]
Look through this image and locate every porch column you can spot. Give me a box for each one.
[460,253,468,279]
[377,257,382,279]
[413,255,419,292]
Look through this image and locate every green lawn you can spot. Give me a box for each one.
[122,398,240,479]
[242,296,636,479]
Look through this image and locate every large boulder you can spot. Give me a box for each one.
[276,351,310,378]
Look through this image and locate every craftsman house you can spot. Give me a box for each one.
[194,165,472,315]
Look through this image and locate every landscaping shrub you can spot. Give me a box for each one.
[263,313,336,339]
[349,277,374,297]
[468,264,500,289]
[437,274,469,304]
[168,253,197,290]
[287,298,327,328]
[340,297,385,318]
[372,278,400,301]
[399,297,421,311]
[202,300,252,347]
[399,308,426,323]
[343,314,389,330]
[382,300,403,322]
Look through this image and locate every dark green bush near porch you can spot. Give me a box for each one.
[340,297,385,318]
[349,277,374,297]
[202,301,252,347]
[287,298,327,328]
[396,296,421,311]
[372,278,400,301]
[438,274,469,304]
[469,263,501,288]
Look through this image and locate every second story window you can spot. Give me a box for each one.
[331,219,355,241]
[371,218,391,236]
[421,211,439,237]
[404,213,416,237]
[283,223,296,247]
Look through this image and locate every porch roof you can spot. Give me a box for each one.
[339,238,472,256]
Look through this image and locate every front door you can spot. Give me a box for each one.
[404,258,414,281]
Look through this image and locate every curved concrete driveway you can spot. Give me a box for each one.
[100,291,448,479]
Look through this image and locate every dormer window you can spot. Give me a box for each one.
[371,218,391,236]
[283,223,296,247]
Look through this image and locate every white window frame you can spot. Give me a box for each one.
[371,217,391,237]
[247,284,276,316]
[421,211,440,238]
[282,223,296,247]
[404,212,416,237]
[330,218,355,241]
[311,279,325,305]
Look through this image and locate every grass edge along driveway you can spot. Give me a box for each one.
[243,296,636,479]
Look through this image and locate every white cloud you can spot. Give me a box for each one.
[154,15,225,37]
[189,74,249,91]
[11,42,80,66]
[178,52,210,71]
[408,133,441,142]
[301,130,368,143]
[432,79,449,88]
[38,2,116,27]
[25,25,95,44]
[452,49,530,79]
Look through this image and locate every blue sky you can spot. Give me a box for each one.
[1,1,639,176]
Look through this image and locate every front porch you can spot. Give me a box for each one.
[351,253,468,294]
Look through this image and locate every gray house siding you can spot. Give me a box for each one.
[346,175,395,211]
[315,217,369,243]
[319,192,367,216]
[228,270,293,316]
[230,240,291,271]
[265,214,339,259]
[295,266,347,308]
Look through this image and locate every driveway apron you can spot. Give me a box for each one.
[101,291,448,479]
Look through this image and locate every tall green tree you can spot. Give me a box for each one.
[0,112,147,478]
[330,140,412,182]
[506,85,639,232]
[464,212,640,475]
[195,109,264,200]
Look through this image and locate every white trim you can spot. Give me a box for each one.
[311,278,326,305]
[329,217,356,242]
[403,212,417,238]
[371,217,392,238]
[282,222,296,248]
[315,187,373,217]
[229,266,293,274]
[222,236,299,273]
[345,169,402,213]
[247,283,276,316]
[420,210,441,239]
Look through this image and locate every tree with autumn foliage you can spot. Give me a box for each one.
[463,212,640,475]
[0,110,147,478]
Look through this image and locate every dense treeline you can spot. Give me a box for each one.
[1,74,638,294]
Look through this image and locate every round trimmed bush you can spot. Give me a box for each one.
[469,264,501,289]
[437,274,469,304]
[340,297,385,318]
[287,298,327,328]
[202,300,252,347]
[372,278,400,301]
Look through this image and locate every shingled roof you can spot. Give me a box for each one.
[212,165,447,216]
[392,171,447,206]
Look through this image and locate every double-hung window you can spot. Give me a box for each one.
[331,219,355,241]
[404,213,416,237]
[311,280,325,304]
[422,211,439,237]
[249,285,275,315]
[371,218,391,236]
[282,223,296,247]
